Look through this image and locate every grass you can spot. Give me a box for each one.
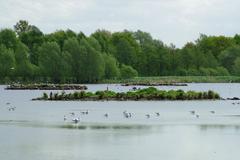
[102,76,240,84]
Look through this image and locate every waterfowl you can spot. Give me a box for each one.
[64,115,67,121]
[210,111,215,114]
[72,118,80,123]
[123,111,129,118]
[8,107,16,111]
[104,113,108,118]
[155,112,160,116]
[146,114,150,118]
[70,112,75,116]
[190,111,195,115]
[196,115,200,118]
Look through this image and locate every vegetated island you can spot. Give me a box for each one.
[121,82,187,86]
[6,84,87,90]
[33,87,221,101]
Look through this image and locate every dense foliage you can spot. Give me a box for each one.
[1,20,240,83]
[35,87,220,101]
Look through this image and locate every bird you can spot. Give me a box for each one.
[190,110,195,115]
[128,113,132,118]
[146,114,150,118]
[81,110,89,115]
[64,115,67,121]
[155,112,160,116]
[232,102,236,105]
[6,102,10,105]
[8,107,16,111]
[196,115,200,118]
[70,112,75,116]
[123,111,129,118]
[104,113,108,118]
[72,118,80,123]
[210,111,215,114]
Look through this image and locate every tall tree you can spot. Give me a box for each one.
[38,42,64,82]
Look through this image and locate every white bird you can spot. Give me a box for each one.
[8,107,16,111]
[123,111,129,118]
[72,118,80,123]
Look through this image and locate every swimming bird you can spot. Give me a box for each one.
[155,112,160,116]
[8,107,16,111]
[70,112,75,116]
[128,112,132,118]
[72,118,80,123]
[210,111,215,114]
[81,110,89,115]
[146,114,150,118]
[104,113,108,118]
[6,102,10,105]
[232,102,236,105]
[196,115,200,118]
[190,110,195,115]
[123,111,129,118]
[64,115,67,121]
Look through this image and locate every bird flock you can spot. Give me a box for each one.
[62,108,221,124]
[4,101,240,124]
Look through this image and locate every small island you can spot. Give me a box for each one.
[6,84,88,90]
[33,87,220,101]
[121,82,188,86]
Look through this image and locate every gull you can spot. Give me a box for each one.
[72,118,80,123]
[210,111,215,114]
[146,114,150,118]
[8,107,16,111]
[104,113,108,118]
[70,112,75,116]
[190,111,195,115]
[64,115,67,121]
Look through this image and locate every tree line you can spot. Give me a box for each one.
[1,20,240,83]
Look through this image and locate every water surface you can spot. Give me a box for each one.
[1,83,240,160]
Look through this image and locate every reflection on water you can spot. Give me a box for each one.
[1,84,240,160]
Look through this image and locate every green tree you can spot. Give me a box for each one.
[103,54,120,79]
[120,64,138,79]
[219,45,240,73]
[0,45,15,79]
[38,42,65,82]
[14,20,31,36]
[14,42,33,79]
[233,57,240,75]
[0,29,18,50]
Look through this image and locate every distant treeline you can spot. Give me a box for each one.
[1,20,240,83]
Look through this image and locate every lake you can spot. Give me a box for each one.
[0,83,240,160]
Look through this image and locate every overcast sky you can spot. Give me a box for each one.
[1,0,240,47]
